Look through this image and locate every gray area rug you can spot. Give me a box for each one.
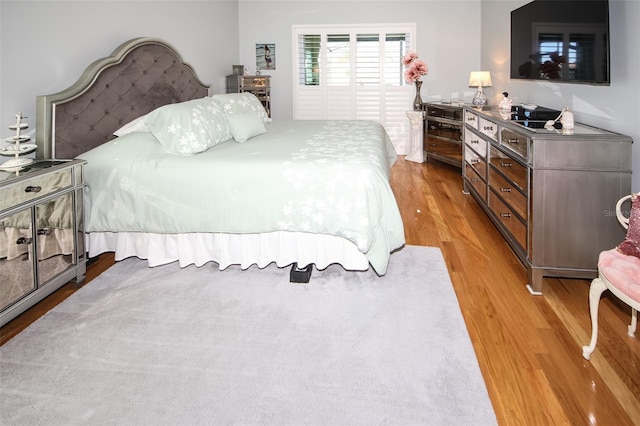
[0,245,496,425]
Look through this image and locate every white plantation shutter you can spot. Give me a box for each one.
[293,24,416,154]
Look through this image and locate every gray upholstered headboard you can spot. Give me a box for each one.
[36,37,212,159]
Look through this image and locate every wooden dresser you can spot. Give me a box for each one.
[462,107,633,294]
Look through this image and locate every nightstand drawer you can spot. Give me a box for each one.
[241,76,270,88]
[0,168,72,211]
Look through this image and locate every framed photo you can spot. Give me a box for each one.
[256,44,275,71]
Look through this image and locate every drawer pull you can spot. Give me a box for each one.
[25,185,42,193]
[500,187,512,192]
[470,159,479,164]
[37,228,52,236]
[506,138,520,144]
[471,178,480,183]
[471,139,479,144]
[483,125,494,131]
[16,237,33,245]
[500,212,511,218]
[500,162,512,168]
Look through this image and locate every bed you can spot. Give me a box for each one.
[35,37,405,277]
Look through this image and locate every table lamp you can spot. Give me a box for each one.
[469,71,492,106]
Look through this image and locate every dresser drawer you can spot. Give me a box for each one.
[241,76,270,89]
[489,167,527,220]
[489,146,527,191]
[426,136,462,161]
[0,168,72,211]
[489,189,526,249]
[501,128,529,159]
[464,110,478,129]
[464,130,487,158]
[426,120,462,141]
[478,117,498,141]
[465,147,487,181]
[465,163,487,202]
[426,106,462,121]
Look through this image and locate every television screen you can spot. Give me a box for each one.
[510,0,610,85]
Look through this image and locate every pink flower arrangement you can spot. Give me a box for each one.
[402,51,428,84]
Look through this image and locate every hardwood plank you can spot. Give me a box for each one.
[2,157,639,425]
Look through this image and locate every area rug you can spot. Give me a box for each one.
[0,245,496,425]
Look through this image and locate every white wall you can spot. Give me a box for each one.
[0,0,239,127]
[237,0,483,119]
[481,0,640,190]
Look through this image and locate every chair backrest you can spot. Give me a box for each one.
[616,195,633,230]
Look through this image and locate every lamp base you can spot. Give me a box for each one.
[472,86,488,106]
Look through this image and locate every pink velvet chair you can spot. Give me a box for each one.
[582,195,640,360]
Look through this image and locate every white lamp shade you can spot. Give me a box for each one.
[468,71,492,87]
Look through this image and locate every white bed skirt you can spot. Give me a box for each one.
[86,231,371,271]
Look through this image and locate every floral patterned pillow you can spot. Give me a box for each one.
[145,97,232,156]
[211,92,271,124]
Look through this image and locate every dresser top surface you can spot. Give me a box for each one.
[0,159,85,186]
[465,106,633,140]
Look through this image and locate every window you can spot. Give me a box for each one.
[293,24,416,153]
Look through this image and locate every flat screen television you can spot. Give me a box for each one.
[510,0,610,85]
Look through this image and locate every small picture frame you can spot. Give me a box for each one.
[256,44,275,71]
[232,65,245,75]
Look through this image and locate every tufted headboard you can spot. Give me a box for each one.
[36,37,212,159]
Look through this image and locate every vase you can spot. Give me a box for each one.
[413,80,423,111]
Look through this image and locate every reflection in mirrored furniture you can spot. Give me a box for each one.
[0,159,86,326]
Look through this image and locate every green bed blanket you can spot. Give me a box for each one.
[79,120,405,274]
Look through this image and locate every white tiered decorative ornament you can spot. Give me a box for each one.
[0,112,36,170]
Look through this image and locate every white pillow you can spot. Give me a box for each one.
[113,115,149,137]
[211,92,271,124]
[144,97,232,156]
[227,112,267,143]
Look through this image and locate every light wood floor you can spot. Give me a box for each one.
[2,156,639,425]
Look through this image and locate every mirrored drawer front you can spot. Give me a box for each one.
[242,77,270,88]
[464,130,487,158]
[489,189,526,249]
[489,167,527,220]
[427,137,462,161]
[427,106,462,121]
[489,146,527,191]
[0,169,72,211]
[427,120,462,141]
[478,118,498,141]
[465,163,487,202]
[464,111,478,129]
[465,147,487,181]
[501,128,528,159]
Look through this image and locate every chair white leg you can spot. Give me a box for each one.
[629,308,637,338]
[582,277,608,360]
